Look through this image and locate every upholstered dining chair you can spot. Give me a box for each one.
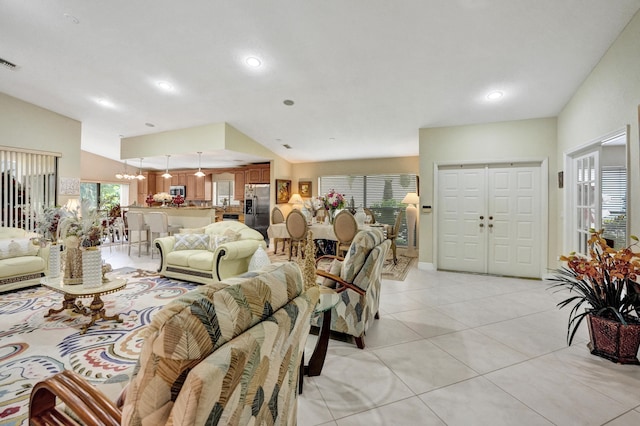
[271,206,289,254]
[386,210,404,264]
[314,229,390,349]
[285,209,308,260]
[333,210,358,257]
[363,208,376,224]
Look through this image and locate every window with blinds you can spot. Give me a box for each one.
[1,148,58,231]
[601,166,626,248]
[319,174,417,246]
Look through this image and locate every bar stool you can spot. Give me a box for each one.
[146,212,179,258]
[124,211,149,257]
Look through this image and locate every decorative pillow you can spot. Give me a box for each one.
[0,238,39,260]
[208,235,229,251]
[222,228,241,242]
[322,259,343,288]
[173,234,210,251]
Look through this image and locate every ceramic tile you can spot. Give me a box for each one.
[420,376,553,426]
[335,397,445,426]
[373,339,477,394]
[357,316,423,349]
[313,350,414,419]
[298,377,335,426]
[486,359,629,425]
[604,410,640,426]
[429,329,528,373]
[391,308,469,338]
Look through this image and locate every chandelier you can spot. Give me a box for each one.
[115,160,135,180]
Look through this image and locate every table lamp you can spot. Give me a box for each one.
[402,192,419,257]
[288,193,304,210]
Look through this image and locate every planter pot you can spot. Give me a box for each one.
[586,313,640,365]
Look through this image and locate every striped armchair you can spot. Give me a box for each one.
[314,229,391,349]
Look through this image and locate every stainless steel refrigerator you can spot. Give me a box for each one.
[244,184,270,243]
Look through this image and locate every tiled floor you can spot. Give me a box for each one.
[101,244,640,426]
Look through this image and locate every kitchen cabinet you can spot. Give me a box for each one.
[234,172,245,200]
[245,165,270,184]
[156,174,170,193]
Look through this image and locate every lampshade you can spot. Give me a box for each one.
[402,192,419,205]
[162,155,172,179]
[136,158,146,180]
[288,193,304,206]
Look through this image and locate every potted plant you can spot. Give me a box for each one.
[549,229,640,364]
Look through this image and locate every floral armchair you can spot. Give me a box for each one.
[314,229,391,349]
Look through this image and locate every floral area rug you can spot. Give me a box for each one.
[0,268,196,425]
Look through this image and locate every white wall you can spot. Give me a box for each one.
[0,92,81,206]
[419,117,558,268]
[558,9,640,250]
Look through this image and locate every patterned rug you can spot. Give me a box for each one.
[267,246,416,281]
[0,268,197,426]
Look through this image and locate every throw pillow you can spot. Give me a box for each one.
[208,235,229,251]
[222,228,241,242]
[248,245,271,271]
[0,238,39,260]
[173,234,210,251]
[321,259,343,288]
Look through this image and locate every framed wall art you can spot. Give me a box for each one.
[299,180,312,198]
[276,179,292,204]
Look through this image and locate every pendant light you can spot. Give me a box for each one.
[194,152,205,177]
[162,155,172,179]
[136,158,146,180]
[115,160,134,180]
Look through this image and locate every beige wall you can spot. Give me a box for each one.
[291,156,419,198]
[419,117,558,269]
[558,9,640,252]
[0,91,81,206]
[81,150,139,205]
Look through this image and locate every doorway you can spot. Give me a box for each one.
[436,162,545,278]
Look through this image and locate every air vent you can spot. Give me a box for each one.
[0,57,18,70]
[282,144,292,149]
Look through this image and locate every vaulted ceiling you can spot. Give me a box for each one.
[1,1,639,170]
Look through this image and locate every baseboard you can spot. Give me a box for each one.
[417,262,435,271]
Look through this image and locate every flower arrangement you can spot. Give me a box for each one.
[549,229,640,346]
[319,189,346,211]
[36,206,67,243]
[145,193,155,207]
[173,194,185,206]
[57,201,103,248]
[153,192,173,202]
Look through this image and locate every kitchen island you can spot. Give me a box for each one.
[125,206,217,228]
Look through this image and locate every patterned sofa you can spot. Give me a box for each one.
[155,221,266,284]
[0,227,50,292]
[314,229,391,349]
[29,262,320,425]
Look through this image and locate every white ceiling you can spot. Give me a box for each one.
[1,0,639,171]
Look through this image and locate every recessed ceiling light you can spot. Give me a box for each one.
[156,81,173,91]
[246,57,262,67]
[283,99,294,106]
[97,99,113,108]
[486,90,504,100]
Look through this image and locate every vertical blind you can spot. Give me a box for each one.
[318,173,417,245]
[601,166,627,248]
[1,147,58,231]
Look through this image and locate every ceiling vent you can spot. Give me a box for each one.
[282,144,292,149]
[0,57,18,71]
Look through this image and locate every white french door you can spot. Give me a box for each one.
[572,151,599,255]
[437,163,542,278]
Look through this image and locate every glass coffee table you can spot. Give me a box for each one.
[40,276,127,334]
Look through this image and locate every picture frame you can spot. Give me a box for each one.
[299,180,312,198]
[276,179,292,204]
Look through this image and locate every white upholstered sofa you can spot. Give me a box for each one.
[154,221,266,284]
[0,227,50,292]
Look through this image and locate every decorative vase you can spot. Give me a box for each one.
[82,247,102,288]
[328,209,335,224]
[586,313,640,364]
[48,242,60,278]
[248,246,271,271]
[161,200,167,208]
[63,236,83,285]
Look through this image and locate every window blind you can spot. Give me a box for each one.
[601,166,626,248]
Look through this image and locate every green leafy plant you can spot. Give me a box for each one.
[549,229,640,345]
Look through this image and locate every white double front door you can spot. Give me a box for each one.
[437,163,542,278]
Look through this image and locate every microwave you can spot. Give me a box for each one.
[170,186,186,197]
